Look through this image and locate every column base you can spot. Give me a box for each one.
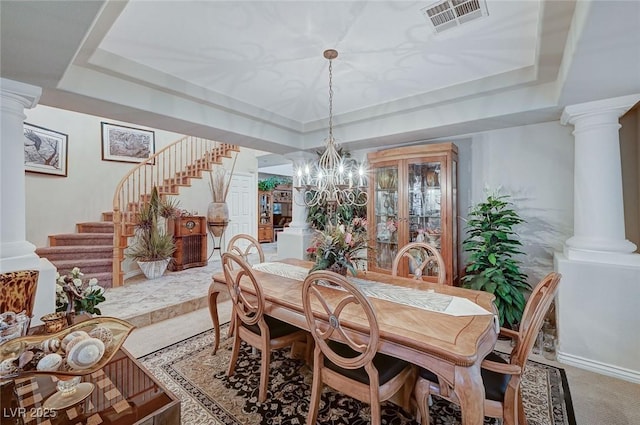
[566,235,637,253]
[32,258,57,326]
[563,243,640,266]
[0,240,40,271]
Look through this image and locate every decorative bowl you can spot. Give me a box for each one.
[0,317,134,379]
[40,312,67,334]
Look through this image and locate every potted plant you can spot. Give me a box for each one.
[461,192,531,328]
[126,187,177,279]
[55,267,106,315]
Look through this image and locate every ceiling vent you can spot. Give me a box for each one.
[421,0,489,33]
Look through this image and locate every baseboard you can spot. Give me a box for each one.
[557,351,640,384]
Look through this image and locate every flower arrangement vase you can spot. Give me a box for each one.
[137,259,170,280]
[207,202,229,237]
[328,263,348,276]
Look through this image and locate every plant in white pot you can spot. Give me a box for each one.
[126,187,177,279]
[461,191,531,328]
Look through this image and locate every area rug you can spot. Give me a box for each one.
[138,325,576,425]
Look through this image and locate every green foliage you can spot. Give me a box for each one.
[126,187,177,262]
[307,218,369,276]
[461,193,531,328]
[306,198,367,231]
[258,176,291,191]
[75,289,106,315]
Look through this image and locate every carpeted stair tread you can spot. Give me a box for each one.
[53,258,113,275]
[77,222,114,233]
[36,245,113,260]
[81,272,113,289]
[49,233,114,246]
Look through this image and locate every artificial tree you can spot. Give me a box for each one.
[461,192,531,328]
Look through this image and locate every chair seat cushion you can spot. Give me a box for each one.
[417,351,510,402]
[324,340,409,385]
[242,314,303,339]
[418,366,438,382]
[481,351,510,402]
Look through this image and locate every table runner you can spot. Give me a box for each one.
[252,262,493,317]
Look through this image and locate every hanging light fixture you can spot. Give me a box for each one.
[295,49,368,210]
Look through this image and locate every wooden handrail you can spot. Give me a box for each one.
[111,136,238,286]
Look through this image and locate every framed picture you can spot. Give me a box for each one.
[101,122,155,164]
[23,123,68,177]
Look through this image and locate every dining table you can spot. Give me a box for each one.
[208,258,498,425]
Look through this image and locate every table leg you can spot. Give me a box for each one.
[454,364,485,425]
[207,284,221,354]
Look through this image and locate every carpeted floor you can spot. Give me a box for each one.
[139,324,576,425]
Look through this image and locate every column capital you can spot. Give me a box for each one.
[1,78,42,109]
[561,94,640,126]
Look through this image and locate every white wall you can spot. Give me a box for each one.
[24,105,259,248]
[468,121,575,284]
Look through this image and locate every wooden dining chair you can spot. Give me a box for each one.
[302,270,415,425]
[413,272,561,425]
[221,252,309,403]
[227,234,265,266]
[0,270,39,328]
[223,234,266,338]
[391,242,446,284]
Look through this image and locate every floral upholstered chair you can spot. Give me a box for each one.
[0,270,39,328]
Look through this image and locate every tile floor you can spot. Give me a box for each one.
[100,243,278,328]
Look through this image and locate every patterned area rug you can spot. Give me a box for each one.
[138,326,576,425]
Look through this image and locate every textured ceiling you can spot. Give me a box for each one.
[98,0,539,124]
[2,0,639,159]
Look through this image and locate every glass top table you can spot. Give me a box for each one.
[1,348,179,425]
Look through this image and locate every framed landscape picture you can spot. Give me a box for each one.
[101,122,155,164]
[23,123,68,177]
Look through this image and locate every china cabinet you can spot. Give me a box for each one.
[258,191,273,242]
[272,185,292,239]
[367,143,458,285]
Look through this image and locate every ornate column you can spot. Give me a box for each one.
[277,152,315,260]
[560,94,640,265]
[0,78,42,271]
[0,78,56,323]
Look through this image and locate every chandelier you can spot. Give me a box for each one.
[294,49,368,209]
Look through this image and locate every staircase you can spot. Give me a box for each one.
[36,213,116,288]
[112,137,238,286]
[36,137,238,288]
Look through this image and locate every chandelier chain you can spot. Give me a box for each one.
[328,58,333,142]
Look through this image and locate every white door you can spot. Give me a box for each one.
[224,172,256,249]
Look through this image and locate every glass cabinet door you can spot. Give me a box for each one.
[373,165,399,269]
[259,192,272,225]
[367,143,458,284]
[408,161,442,247]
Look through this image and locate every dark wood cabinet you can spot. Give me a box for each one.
[170,216,207,271]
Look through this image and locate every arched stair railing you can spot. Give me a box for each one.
[112,137,238,286]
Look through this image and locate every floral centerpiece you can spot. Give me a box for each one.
[55,267,106,315]
[307,217,370,276]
